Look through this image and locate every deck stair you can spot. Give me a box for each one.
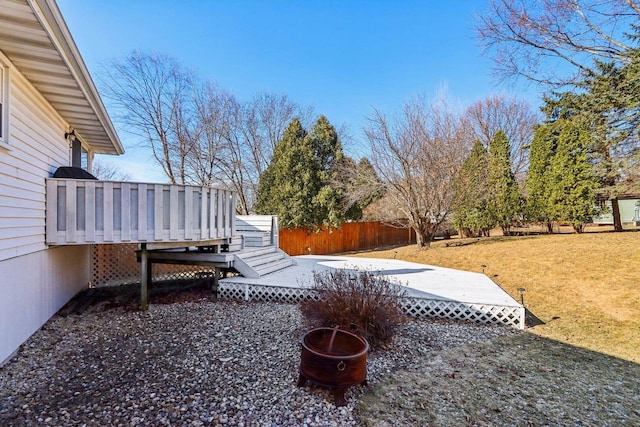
[236,215,278,248]
[233,246,295,279]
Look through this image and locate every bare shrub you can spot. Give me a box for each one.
[300,269,408,349]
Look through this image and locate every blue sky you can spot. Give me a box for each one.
[57,0,542,182]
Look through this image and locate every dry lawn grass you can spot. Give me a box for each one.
[353,228,640,363]
[353,228,640,425]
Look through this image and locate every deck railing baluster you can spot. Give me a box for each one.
[46,179,236,246]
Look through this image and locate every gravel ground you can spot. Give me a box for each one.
[0,298,515,426]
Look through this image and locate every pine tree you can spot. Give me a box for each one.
[548,118,599,233]
[255,116,347,229]
[307,116,345,227]
[542,49,640,231]
[525,122,560,233]
[487,130,521,236]
[452,140,493,237]
[309,115,343,174]
[255,118,320,228]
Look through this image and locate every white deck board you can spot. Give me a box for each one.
[220,255,521,308]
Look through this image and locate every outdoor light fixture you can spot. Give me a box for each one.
[481,264,487,274]
[517,287,526,306]
[64,128,76,142]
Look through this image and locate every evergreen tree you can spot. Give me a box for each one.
[307,116,345,227]
[352,157,383,215]
[548,118,599,233]
[309,115,344,174]
[542,49,640,231]
[255,118,320,228]
[525,122,560,233]
[255,116,347,229]
[487,130,521,236]
[452,140,493,237]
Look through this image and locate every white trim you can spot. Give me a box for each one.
[0,50,12,151]
[9,53,70,142]
[28,0,123,155]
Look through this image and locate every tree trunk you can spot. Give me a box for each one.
[611,198,623,232]
[414,226,434,248]
[546,221,554,234]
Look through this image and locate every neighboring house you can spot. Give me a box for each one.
[593,195,640,226]
[0,0,124,364]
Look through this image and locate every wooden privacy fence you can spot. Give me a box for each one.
[279,221,416,256]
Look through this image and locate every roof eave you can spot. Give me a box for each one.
[29,0,123,155]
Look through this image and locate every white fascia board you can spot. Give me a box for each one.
[28,0,124,155]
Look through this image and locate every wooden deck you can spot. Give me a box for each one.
[46,179,236,246]
[219,255,526,329]
[46,180,299,310]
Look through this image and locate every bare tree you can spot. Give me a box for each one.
[476,0,638,87]
[186,82,237,186]
[102,52,315,214]
[462,95,541,182]
[239,93,314,178]
[102,51,194,184]
[91,158,131,181]
[478,2,640,231]
[364,94,470,248]
[223,93,314,213]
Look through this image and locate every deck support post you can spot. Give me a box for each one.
[212,267,220,298]
[140,243,149,310]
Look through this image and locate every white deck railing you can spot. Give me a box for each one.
[46,179,236,245]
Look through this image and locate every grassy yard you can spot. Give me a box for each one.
[354,228,640,363]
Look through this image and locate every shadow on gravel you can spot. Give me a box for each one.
[359,332,640,426]
[58,276,219,315]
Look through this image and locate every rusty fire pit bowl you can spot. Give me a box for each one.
[296,326,369,407]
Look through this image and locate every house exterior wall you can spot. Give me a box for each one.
[593,199,640,225]
[0,52,89,364]
[0,245,89,364]
[0,54,69,260]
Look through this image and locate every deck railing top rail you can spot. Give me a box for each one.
[46,179,236,246]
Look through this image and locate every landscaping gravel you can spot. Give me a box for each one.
[0,299,515,426]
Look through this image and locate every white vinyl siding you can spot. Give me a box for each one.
[0,245,90,364]
[0,59,69,262]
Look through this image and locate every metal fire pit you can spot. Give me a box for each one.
[296,326,369,406]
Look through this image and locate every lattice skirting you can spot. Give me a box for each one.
[218,283,314,304]
[400,298,524,329]
[218,283,525,329]
[90,244,525,329]
[90,244,216,287]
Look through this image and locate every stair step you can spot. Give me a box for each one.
[245,252,286,268]
[239,246,277,258]
[255,258,295,276]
